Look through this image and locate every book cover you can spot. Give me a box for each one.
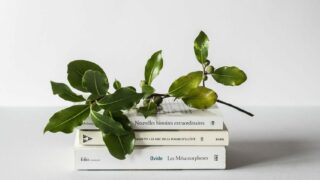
[75,138,226,170]
[80,99,224,130]
[78,128,229,146]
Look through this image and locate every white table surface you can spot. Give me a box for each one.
[0,106,319,180]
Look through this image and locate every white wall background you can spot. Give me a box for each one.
[1,0,320,107]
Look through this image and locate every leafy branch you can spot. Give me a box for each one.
[44,31,253,160]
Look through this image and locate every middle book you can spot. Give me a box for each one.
[78,128,229,146]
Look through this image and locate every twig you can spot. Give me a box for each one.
[217,99,254,117]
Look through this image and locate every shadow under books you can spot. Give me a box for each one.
[227,139,313,169]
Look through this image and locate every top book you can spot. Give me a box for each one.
[80,98,224,130]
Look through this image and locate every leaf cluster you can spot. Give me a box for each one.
[44,31,248,160]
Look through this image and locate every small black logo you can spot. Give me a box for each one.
[214,154,218,161]
[83,134,92,143]
[80,157,90,161]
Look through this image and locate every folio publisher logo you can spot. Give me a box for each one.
[82,134,92,143]
[80,157,90,161]
[80,157,100,162]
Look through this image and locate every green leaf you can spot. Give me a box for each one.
[113,79,122,90]
[90,110,127,135]
[212,66,247,86]
[67,60,105,92]
[138,101,158,118]
[144,50,163,85]
[50,81,85,102]
[100,111,135,160]
[126,86,136,92]
[140,80,146,88]
[87,94,102,101]
[102,131,135,160]
[182,86,217,109]
[194,31,209,64]
[141,84,155,97]
[107,111,132,131]
[44,105,90,133]
[97,88,143,111]
[90,102,102,112]
[168,71,203,98]
[82,70,109,96]
[104,111,133,132]
[153,96,163,106]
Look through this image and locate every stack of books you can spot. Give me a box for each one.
[74,99,229,170]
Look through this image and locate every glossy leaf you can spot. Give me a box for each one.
[168,71,203,98]
[67,60,105,92]
[194,31,209,64]
[87,94,101,101]
[182,86,217,109]
[103,131,135,160]
[90,110,127,135]
[82,70,108,96]
[153,96,163,106]
[44,105,90,133]
[107,111,132,131]
[90,102,102,112]
[50,81,85,102]
[144,51,163,85]
[113,79,122,90]
[212,66,247,86]
[97,88,143,111]
[141,84,155,97]
[138,101,158,118]
[126,86,136,92]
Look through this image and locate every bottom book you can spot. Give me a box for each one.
[75,137,226,170]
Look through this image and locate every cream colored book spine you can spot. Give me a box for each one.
[78,129,229,146]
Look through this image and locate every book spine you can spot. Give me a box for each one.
[75,146,226,170]
[79,117,224,130]
[79,130,229,146]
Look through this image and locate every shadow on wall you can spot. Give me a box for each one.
[227,139,315,169]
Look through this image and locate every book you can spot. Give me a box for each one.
[75,138,226,170]
[80,99,224,130]
[78,128,229,146]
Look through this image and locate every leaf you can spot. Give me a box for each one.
[87,94,102,101]
[50,81,85,102]
[113,79,122,90]
[44,105,90,133]
[97,87,143,111]
[67,60,105,92]
[90,102,102,112]
[182,86,217,109]
[153,96,163,106]
[82,70,109,96]
[138,101,158,118]
[194,31,209,64]
[107,111,132,131]
[212,66,247,86]
[126,86,136,92]
[90,110,127,135]
[102,131,135,160]
[168,71,203,98]
[141,84,155,97]
[144,50,163,85]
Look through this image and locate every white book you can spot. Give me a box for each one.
[74,137,226,170]
[80,99,224,130]
[78,128,229,146]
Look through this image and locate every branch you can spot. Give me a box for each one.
[147,93,254,117]
[202,65,206,87]
[217,99,254,117]
[148,93,170,99]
